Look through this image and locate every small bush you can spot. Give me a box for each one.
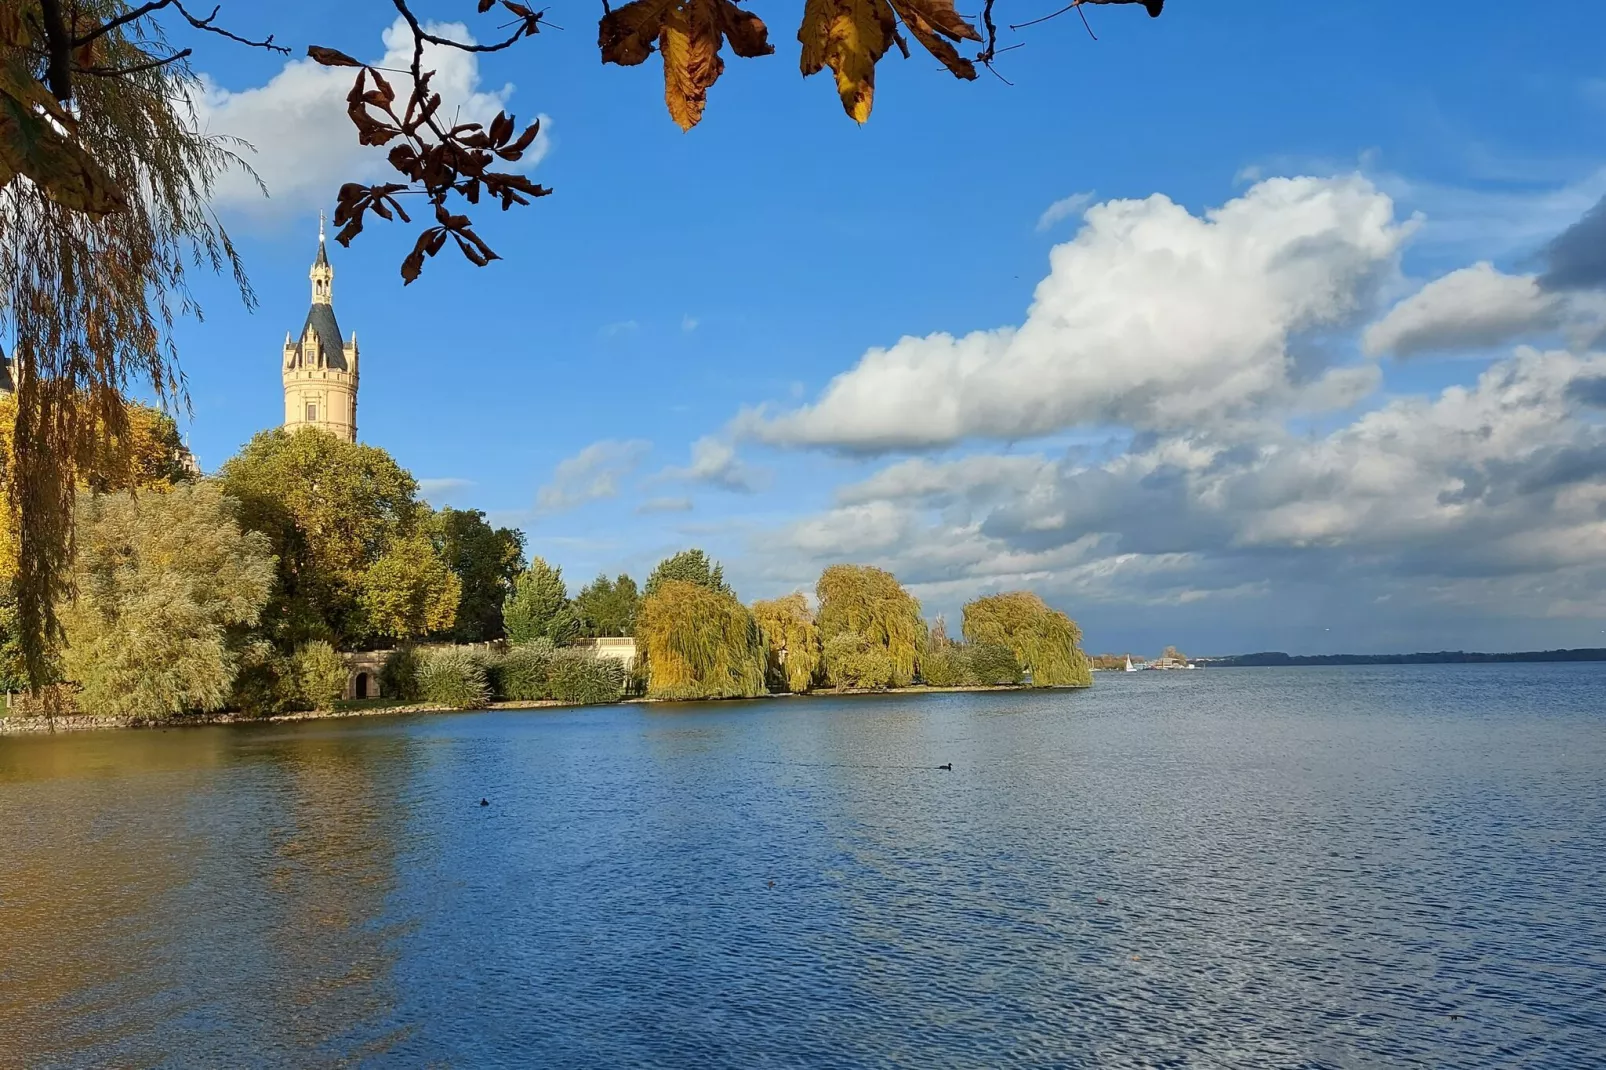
[418,647,491,710]
[379,647,423,702]
[920,646,974,687]
[548,649,625,705]
[500,639,557,701]
[969,643,1024,686]
[294,641,348,711]
[822,631,896,690]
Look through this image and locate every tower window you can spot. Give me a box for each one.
[306,402,318,423]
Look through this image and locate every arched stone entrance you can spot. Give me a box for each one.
[354,672,370,699]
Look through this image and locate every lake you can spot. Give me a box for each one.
[2,664,1603,1067]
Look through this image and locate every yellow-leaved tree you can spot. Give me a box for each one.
[961,591,1092,688]
[815,564,924,688]
[752,592,822,693]
[637,578,766,700]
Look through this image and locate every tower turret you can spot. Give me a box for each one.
[282,216,360,442]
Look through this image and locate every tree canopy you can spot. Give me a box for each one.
[217,428,453,645]
[645,548,732,598]
[752,592,821,693]
[574,572,640,637]
[429,507,524,642]
[637,578,765,700]
[504,557,576,644]
[815,564,924,688]
[60,483,275,720]
[962,591,1092,687]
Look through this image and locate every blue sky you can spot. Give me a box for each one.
[166,1,1606,655]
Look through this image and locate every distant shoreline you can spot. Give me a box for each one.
[1194,648,1606,668]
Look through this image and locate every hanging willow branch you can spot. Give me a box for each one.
[0,1,263,686]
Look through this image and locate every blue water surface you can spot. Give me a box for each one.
[2,664,1604,1068]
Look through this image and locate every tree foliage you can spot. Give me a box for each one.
[821,630,896,690]
[430,507,523,642]
[644,548,731,598]
[962,591,1092,687]
[358,530,460,641]
[0,394,193,585]
[637,578,765,699]
[218,428,447,645]
[574,572,640,637]
[504,557,576,644]
[59,483,274,720]
[0,0,261,685]
[751,592,821,693]
[815,564,923,688]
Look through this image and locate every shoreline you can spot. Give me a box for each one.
[0,683,1076,737]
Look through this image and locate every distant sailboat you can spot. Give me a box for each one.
[1124,656,1138,673]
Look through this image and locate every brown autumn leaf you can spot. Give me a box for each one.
[798,0,895,124]
[600,0,772,131]
[887,0,979,81]
[0,94,125,215]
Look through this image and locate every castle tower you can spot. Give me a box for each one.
[282,216,359,442]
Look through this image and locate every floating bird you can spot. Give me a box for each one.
[938,763,953,771]
[1449,1013,1464,1021]
[768,880,775,889]
[1096,897,1109,905]
[479,798,489,807]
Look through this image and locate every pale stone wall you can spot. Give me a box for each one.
[570,637,638,672]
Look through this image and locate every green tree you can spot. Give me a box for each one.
[431,507,524,642]
[217,428,437,645]
[752,592,821,693]
[645,548,731,597]
[574,573,640,637]
[60,484,275,720]
[504,557,575,644]
[962,591,1092,687]
[816,564,924,688]
[637,579,765,700]
[359,530,461,641]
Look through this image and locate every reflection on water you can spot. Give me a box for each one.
[2,665,1604,1067]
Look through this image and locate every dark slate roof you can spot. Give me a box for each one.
[315,235,330,267]
[301,302,348,370]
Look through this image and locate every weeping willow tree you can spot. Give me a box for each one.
[962,591,1093,688]
[814,564,924,688]
[637,579,765,700]
[0,3,254,684]
[751,592,821,694]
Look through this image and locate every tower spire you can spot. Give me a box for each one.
[311,214,332,303]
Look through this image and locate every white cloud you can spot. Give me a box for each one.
[764,348,1606,630]
[739,175,1408,452]
[638,497,694,514]
[417,477,475,502]
[682,315,700,332]
[194,18,547,220]
[1363,263,1561,358]
[600,320,639,338]
[1035,191,1095,232]
[660,436,767,492]
[536,439,651,512]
